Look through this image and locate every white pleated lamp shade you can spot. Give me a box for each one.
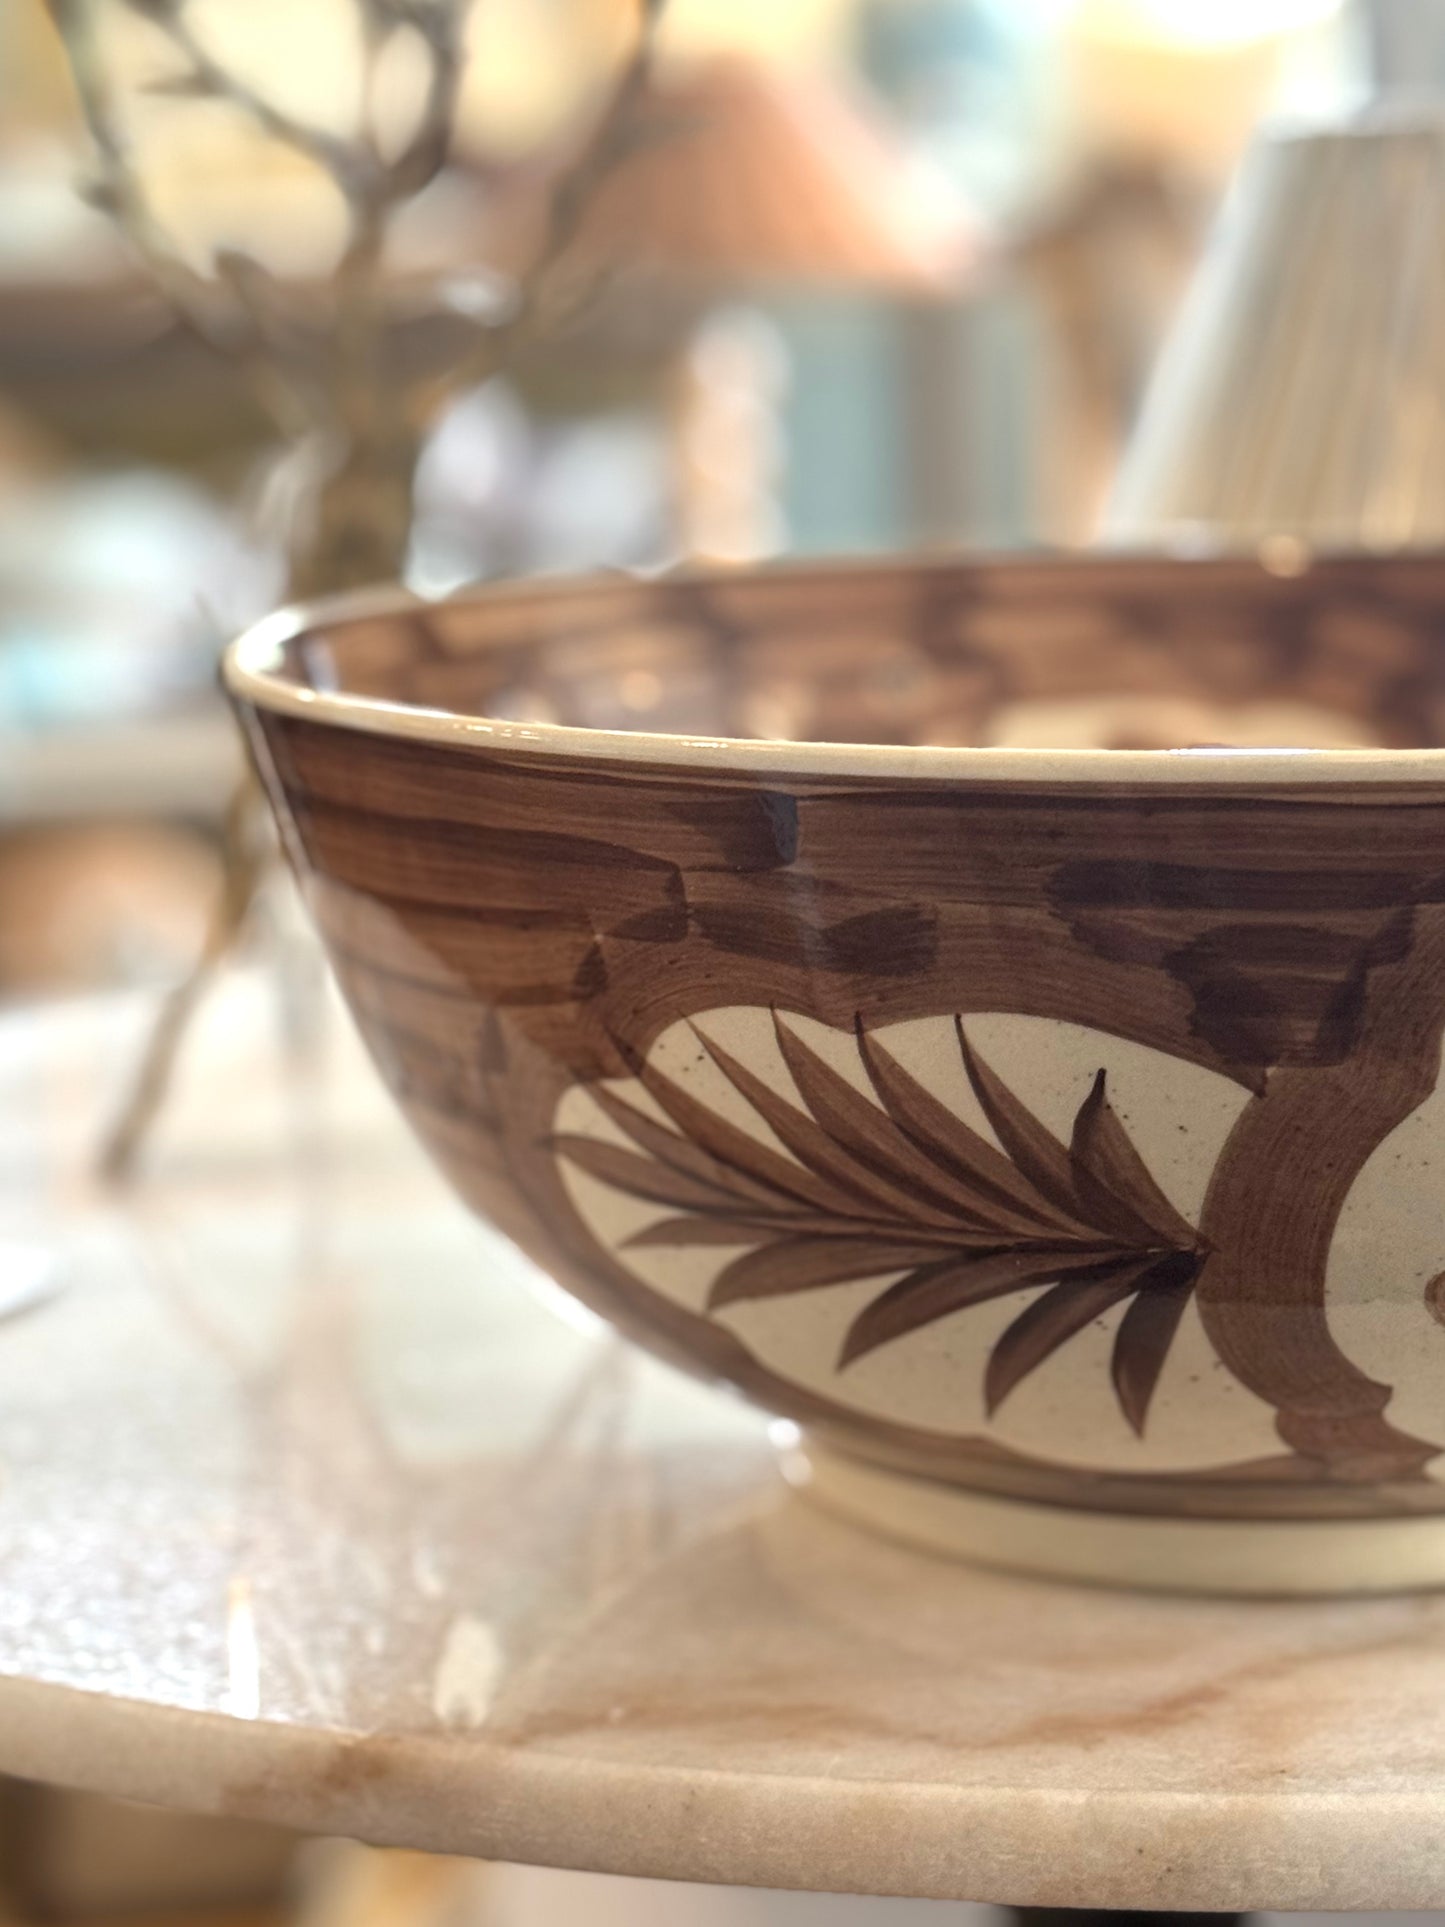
[1108,105,1445,549]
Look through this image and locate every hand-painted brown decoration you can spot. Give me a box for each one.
[226,551,1445,1575]
[556,1013,1205,1434]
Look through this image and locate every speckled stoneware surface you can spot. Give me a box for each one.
[226,553,1445,1591]
[13,974,1445,1909]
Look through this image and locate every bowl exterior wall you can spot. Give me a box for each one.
[238,697,1445,1527]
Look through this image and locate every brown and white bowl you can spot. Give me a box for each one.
[226,552,1445,1595]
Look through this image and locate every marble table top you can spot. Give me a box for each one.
[6,962,1445,1912]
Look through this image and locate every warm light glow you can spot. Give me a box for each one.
[1077,0,1342,48]
[659,0,849,66]
[1066,0,1350,179]
[224,1575,260,1721]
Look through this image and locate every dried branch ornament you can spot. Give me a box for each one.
[44,0,665,1177]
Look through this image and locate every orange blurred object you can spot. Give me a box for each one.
[491,55,974,295]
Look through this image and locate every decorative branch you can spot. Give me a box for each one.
[419,0,666,412]
[45,0,665,1177]
[161,9,363,182]
[45,0,316,433]
[99,772,269,1182]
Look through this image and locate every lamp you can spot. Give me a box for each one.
[1109,100,1445,548]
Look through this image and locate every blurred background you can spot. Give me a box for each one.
[0,0,1432,1921]
[0,0,1378,1008]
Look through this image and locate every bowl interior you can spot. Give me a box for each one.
[264,553,1445,753]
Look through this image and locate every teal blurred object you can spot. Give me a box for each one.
[856,0,1060,214]
[0,471,277,730]
[772,295,908,554]
[771,286,1039,555]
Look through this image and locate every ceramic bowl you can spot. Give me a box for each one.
[227,552,1445,1595]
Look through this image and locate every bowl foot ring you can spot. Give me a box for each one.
[786,1441,1445,1597]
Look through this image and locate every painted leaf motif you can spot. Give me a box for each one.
[587,1083,779,1206]
[838,1244,1124,1368]
[956,1018,1094,1228]
[1109,1256,1198,1435]
[854,1021,1089,1239]
[984,1258,1161,1417]
[557,1013,1209,1433]
[710,1236,946,1310]
[770,1013,998,1224]
[694,1026,960,1229]
[621,1036,861,1218]
[625,1213,796,1248]
[1070,1070,1198,1249]
[626,1211,977,1249]
[549,1133,739,1214]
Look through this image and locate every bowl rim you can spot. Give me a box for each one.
[222,552,1445,787]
